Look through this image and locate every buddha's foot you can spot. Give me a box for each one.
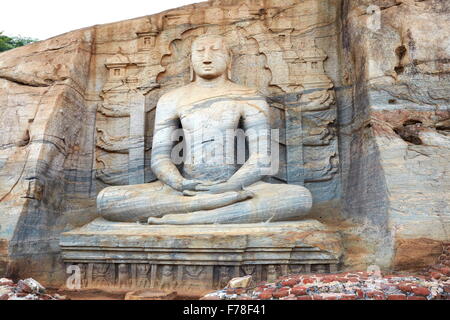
[237,189,255,201]
[147,217,165,225]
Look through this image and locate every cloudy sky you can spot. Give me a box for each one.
[2,0,201,40]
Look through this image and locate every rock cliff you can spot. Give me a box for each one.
[0,0,448,285]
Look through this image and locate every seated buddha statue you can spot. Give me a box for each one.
[97,34,313,225]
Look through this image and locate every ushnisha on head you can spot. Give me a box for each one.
[190,34,232,81]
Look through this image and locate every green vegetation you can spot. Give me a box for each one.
[0,32,38,52]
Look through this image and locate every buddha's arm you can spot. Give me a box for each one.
[150,95,186,192]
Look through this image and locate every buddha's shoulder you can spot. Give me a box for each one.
[226,82,262,97]
[158,85,191,103]
[158,82,264,103]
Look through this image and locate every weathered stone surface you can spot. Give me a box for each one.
[0,0,448,289]
[124,289,177,300]
[0,28,96,282]
[339,0,450,270]
[60,219,341,294]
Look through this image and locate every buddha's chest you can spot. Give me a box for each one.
[178,100,241,132]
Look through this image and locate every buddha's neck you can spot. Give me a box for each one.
[194,75,228,88]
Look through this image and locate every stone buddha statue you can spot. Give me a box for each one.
[97,34,313,225]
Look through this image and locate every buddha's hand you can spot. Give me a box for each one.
[181,179,226,196]
[194,182,241,194]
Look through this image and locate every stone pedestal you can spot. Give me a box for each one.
[60,219,342,294]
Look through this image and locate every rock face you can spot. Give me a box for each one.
[339,0,450,270]
[0,0,449,287]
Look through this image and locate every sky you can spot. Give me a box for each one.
[1,0,202,40]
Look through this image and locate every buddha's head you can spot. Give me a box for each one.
[190,34,231,82]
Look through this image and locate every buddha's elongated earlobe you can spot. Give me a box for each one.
[190,64,195,82]
[227,59,232,80]
[227,49,232,80]
[189,54,196,82]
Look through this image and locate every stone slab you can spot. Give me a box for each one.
[60,219,342,292]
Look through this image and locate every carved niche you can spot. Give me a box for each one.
[93,0,340,204]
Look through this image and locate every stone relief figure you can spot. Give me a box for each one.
[183,266,205,290]
[136,264,151,288]
[159,265,175,290]
[92,264,113,288]
[117,263,130,288]
[266,265,280,283]
[217,266,233,289]
[97,34,313,225]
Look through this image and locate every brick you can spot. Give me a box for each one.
[0,279,14,286]
[341,295,357,300]
[443,286,450,293]
[235,288,245,295]
[302,278,315,285]
[407,296,427,300]
[322,276,336,283]
[323,296,339,300]
[312,295,323,300]
[0,294,9,300]
[336,277,349,282]
[273,289,290,298]
[259,292,273,300]
[16,280,32,294]
[398,283,413,293]
[16,292,28,297]
[355,289,364,299]
[387,294,407,300]
[281,279,298,287]
[297,295,312,300]
[440,267,450,276]
[411,287,431,297]
[255,285,268,291]
[381,283,397,291]
[367,290,384,298]
[431,272,442,280]
[291,286,308,296]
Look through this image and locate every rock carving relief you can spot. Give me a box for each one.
[159,265,175,290]
[136,264,152,289]
[70,261,336,291]
[215,266,235,289]
[91,263,115,288]
[93,0,339,203]
[266,265,281,283]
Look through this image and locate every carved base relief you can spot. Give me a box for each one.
[68,262,338,291]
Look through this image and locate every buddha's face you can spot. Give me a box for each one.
[191,36,230,80]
